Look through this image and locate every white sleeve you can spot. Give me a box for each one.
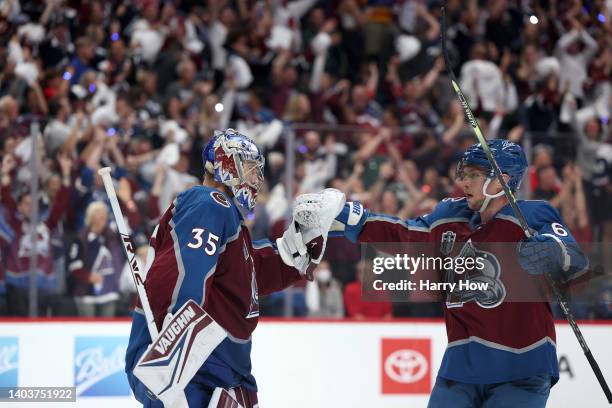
[580,29,598,62]
[119,262,137,294]
[287,0,318,19]
[491,67,505,111]
[556,29,580,54]
[305,280,320,314]
[209,21,228,70]
[218,88,236,131]
[459,62,478,110]
[309,53,327,93]
[503,79,518,112]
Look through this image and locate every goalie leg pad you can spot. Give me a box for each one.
[208,386,259,408]
[134,299,228,408]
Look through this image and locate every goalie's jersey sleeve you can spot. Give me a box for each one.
[333,198,588,385]
[125,186,302,399]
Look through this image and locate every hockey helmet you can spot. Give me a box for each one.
[457,139,528,192]
[456,140,528,212]
[202,129,265,212]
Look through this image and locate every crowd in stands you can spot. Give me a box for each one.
[0,0,610,319]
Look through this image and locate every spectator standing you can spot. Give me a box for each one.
[558,164,591,243]
[305,261,344,318]
[0,152,71,316]
[556,20,598,101]
[68,201,124,317]
[299,131,337,193]
[459,43,506,115]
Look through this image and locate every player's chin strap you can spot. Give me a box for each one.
[479,176,505,212]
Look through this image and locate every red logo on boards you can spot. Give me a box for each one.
[381,338,431,394]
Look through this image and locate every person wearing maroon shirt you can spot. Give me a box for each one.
[0,152,72,316]
[0,208,15,314]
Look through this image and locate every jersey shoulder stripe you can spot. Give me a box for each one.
[410,197,472,230]
[365,197,472,231]
[496,200,562,231]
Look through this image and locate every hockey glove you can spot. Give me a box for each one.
[518,234,570,281]
[292,188,346,263]
[276,220,312,277]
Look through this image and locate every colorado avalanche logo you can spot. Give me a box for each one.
[210,191,230,208]
[245,269,259,319]
[445,240,506,309]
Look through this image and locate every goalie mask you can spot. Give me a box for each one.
[456,140,527,212]
[202,129,265,212]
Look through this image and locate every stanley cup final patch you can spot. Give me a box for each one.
[440,231,456,255]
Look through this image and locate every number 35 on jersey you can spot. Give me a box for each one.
[188,228,220,255]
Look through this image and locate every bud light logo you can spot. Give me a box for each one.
[74,337,130,396]
[0,337,18,386]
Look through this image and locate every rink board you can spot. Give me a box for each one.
[0,319,609,407]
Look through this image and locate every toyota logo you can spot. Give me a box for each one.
[384,349,428,383]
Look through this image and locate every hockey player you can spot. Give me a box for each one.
[330,140,588,407]
[125,129,342,407]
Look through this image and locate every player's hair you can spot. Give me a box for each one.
[84,201,108,228]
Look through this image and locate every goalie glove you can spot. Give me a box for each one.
[292,188,346,263]
[276,220,312,277]
[277,189,346,280]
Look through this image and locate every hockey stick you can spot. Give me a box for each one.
[440,5,612,403]
[98,167,159,339]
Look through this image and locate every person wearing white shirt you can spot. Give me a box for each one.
[459,43,506,114]
[555,27,598,100]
